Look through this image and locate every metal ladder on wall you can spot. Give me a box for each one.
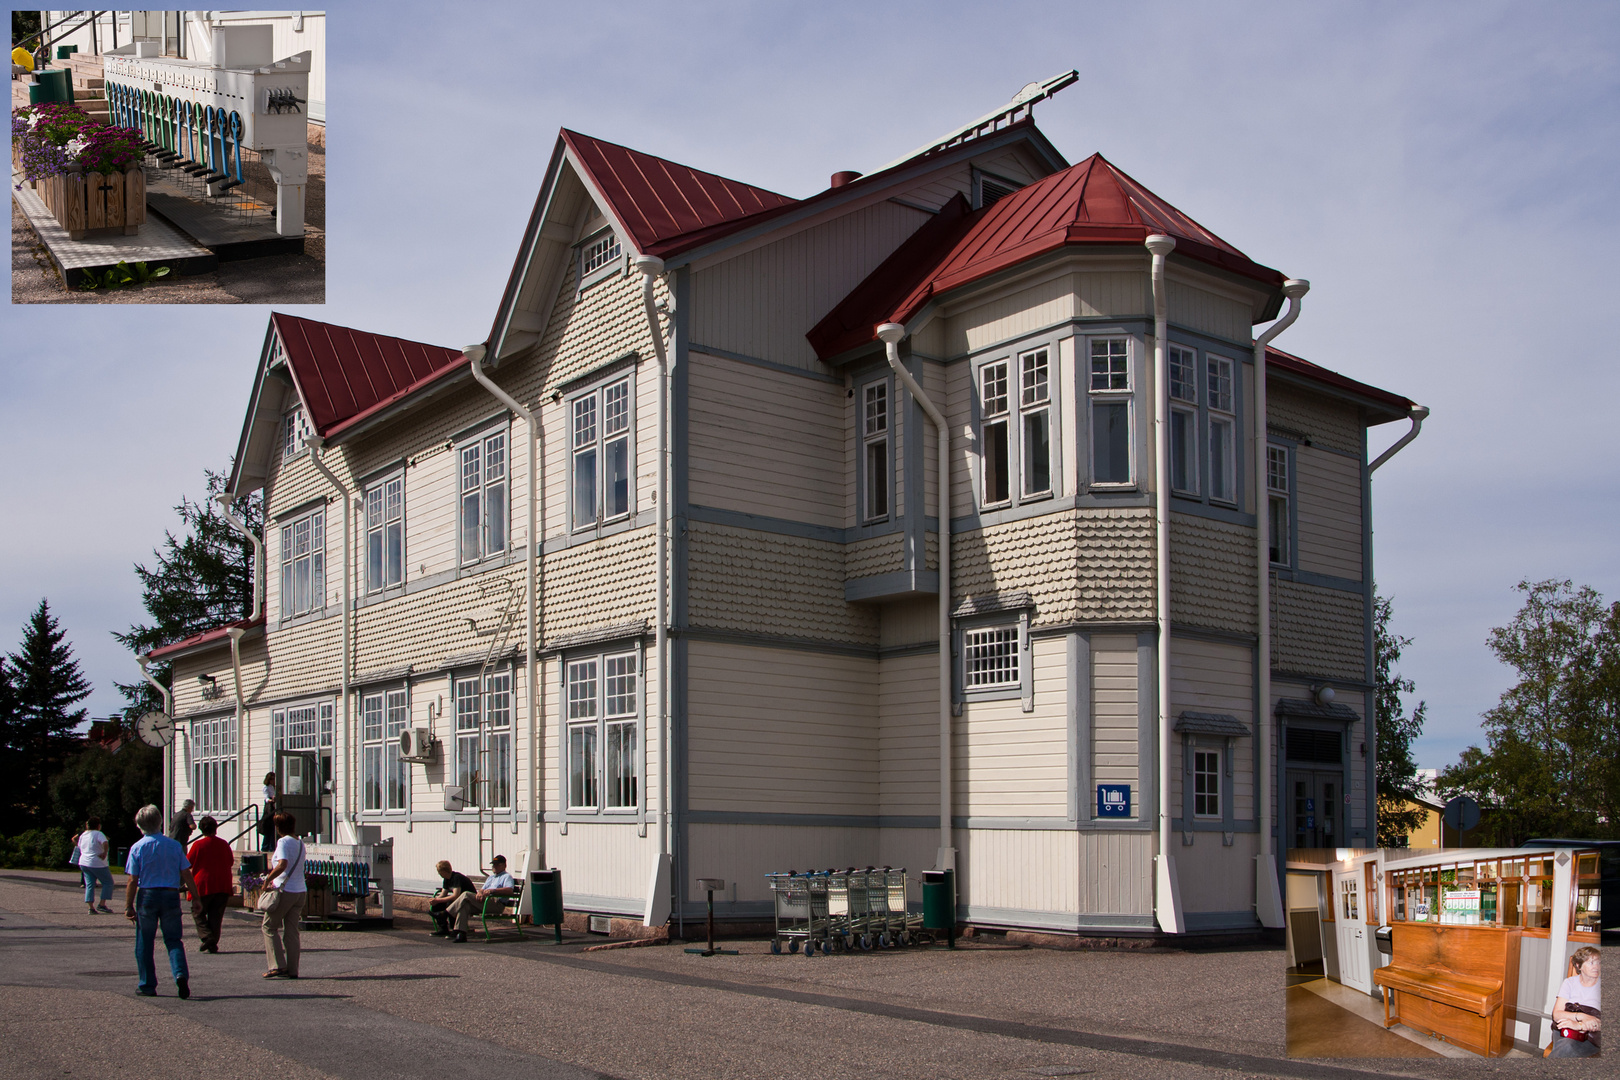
[471,577,523,874]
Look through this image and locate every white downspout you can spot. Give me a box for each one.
[138,655,174,831]
[635,255,676,927]
[1253,278,1309,930]
[876,322,955,872]
[464,345,542,871]
[307,437,353,841]
[1368,405,1429,473]
[1146,234,1183,935]
[216,493,262,814]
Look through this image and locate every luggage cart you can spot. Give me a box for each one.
[844,868,875,950]
[884,867,921,945]
[768,871,830,955]
[826,870,853,952]
[862,867,895,948]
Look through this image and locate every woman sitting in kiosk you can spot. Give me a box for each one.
[1550,947,1602,1058]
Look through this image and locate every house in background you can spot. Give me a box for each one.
[147,78,1424,937]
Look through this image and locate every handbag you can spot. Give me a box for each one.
[257,839,305,911]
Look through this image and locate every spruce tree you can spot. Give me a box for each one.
[1,600,93,832]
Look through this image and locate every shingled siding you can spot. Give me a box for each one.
[952,507,1155,628]
[686,521,878,644]
[532,259,663,394]
[1272,578,1366,682]
[1268,383,1363,457]
[1169,513,1257,634]
[847,532,905,580]
[541,528,656,641]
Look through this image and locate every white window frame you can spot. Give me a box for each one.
[361,687,409,813]
[453,670,513,810]
[859,376,892,523]
[1193,747,1221,820]
[282,405,310,461]
[364,472,405,595]
[1087,336,1135,488]
[563,646,642,816]
[975,345,1058,510]
[1207,354,1238,505]
[279,507,325,621]
[569,374,635,534]
[1168,344,1199,497]
[1268,443,1292,567]
[577,227,623,291]
[188,715,237,814]
[457,425,510,566]
[272,700,335,754]
[954,609,1034,710]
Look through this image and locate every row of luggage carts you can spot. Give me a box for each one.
[767,868,926,955]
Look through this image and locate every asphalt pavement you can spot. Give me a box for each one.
[0,871,1592,1080]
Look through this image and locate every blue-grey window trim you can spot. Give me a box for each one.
[556,637,647,830]
[565,366,639,539]
[1266,435,1298,569]
[453,416,514,573]
[1176,713,1244,836]
[953,607,1033,711]
[968,334,1063,512]
[855,369,895,527]
[1162,337,1247,513]
[575,225,625,294]
[1082,331,1140,491]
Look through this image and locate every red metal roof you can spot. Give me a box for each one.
[562,130,796,259]
[809,153,1286,356]
[1266,346,1415,418]
[146,616,264,662]
[270,313,467,441]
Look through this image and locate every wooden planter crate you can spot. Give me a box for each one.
[37,166,145,239]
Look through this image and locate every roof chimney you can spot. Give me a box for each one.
[830,170,862,189]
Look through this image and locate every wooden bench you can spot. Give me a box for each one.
[1373,922,1520,1058]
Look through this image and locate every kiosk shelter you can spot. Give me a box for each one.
[144,80,1424,940]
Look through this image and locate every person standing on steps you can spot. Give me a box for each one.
[169,798,197,845]
[77,816,115,913]
[186,816,235,953]
[258,772,278,853]
[260,812,307,979]
[124,804,201,999]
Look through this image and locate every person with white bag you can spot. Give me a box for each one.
[259,812,307,979]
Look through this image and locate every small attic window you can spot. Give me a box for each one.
[974,169,1021,209]
[578,228,623,290]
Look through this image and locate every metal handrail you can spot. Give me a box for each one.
[225,802,263,846]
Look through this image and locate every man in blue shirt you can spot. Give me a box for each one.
[124,804,202,998]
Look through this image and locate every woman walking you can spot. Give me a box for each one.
[77,817,115,913]
[260,811,307,979]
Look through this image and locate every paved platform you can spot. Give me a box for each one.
[11,169,216,287]
[144,163,305,260]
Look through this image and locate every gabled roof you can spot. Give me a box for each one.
[1266,346,1415,423]
[809,153,1286,357]
[561,129,796,260]
[271,313,467,441]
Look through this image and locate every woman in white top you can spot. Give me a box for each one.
[260,811,307,979]
[77,816,114,913]
[258,772,278,852]
[1550,946,1602,1057]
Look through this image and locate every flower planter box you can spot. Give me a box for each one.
[37,166,145,239]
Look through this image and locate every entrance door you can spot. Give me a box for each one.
[1288,770,1339,851]
[1335,870,1369,993]
[276,750,321,839]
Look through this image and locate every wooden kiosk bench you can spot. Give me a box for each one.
[1373,922,1521,1058]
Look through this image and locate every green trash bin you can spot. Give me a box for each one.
[29,69,73,104]
[921,868,956,948]
[529,869,563,943]
[56,45,78,60]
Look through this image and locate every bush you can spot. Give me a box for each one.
[0,826,74,870]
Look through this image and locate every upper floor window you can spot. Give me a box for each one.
[1267,444,1291,566]
[565,649,641,812]
[459,430,508,564]
[861,379,890,522]
[978,347,1055,508]
[1208,356,1237,504]
[578,229,622,289]
[283,406,310,460]
[365,474,404,594]
[1169,344,1198,496]
[279,508,324,619]
[571,377,633,532]
[1089,337,1132,486]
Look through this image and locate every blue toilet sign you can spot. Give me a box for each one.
[1097,784,1131,818]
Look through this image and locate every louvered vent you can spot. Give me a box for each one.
[1286,727,1343,764]
[980,178,1017,208]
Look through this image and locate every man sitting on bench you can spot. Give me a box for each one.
[474,856,518,925]
[429,860,475,942]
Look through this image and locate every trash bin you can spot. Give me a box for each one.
[56,45,78,60]
[240,853,267,876]
[29,69,72,104]
[922,868,956,948]
[115,846,130,868]
[530,869,563,942]
[1374,924,1393,955]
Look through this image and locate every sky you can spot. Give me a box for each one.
[3,0,1618,772]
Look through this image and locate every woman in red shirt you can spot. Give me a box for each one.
[185,816,236,953]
